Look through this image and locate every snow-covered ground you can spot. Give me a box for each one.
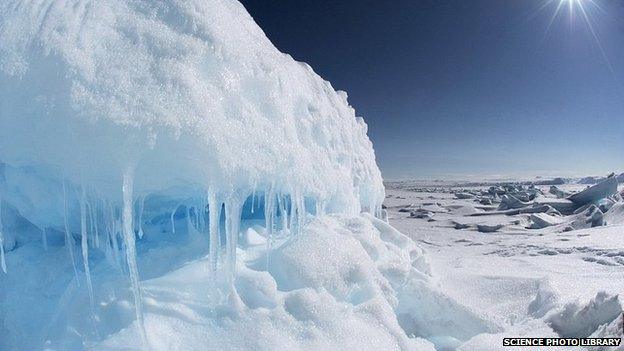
[385,180,624,350]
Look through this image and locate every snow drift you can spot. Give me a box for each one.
[95,215,446,351]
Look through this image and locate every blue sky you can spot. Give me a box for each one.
[241,0,624,179]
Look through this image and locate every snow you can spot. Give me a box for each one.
[0,0,384,222]
[1,0,623,349]
[0,0,387,337]
[0,1,472,350]
[74,214,451,351]
[605,202,624,225]
[385,180,624,350]
[546,291,621,338]
[87,213,506,351]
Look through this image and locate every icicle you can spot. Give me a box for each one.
[290,195,296,234]
[87,200,93,247]
[121,167,147,346]
[92,201,100,249]
[224,195,242,275]
[315,199,326,217]
[0,193,6,273]
[103,208,116,268]
[195,203,202,232]
[250,185,256,214]
[278,194,287,234]
[137,196,145,239]
[289,192,296,234]
[296,192,305,234]
[81,191,101,341]
[197,200,206,233]
[86,199,99,249]
[369,198,376,217]
[104,204,113,264]
[288,189,305,235]
[108,202,121,270]
[42,227,48,251]
[186,205,198,240]
[63,181,80,284]
[188,205,195,231]
[196,206,202,234]
[170,202,181,234]
[208,190,220,272]
[80,185,95,315]
[217,202,226,260]
[264,186,275,268]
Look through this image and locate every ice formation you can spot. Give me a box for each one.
[0,0,456,349]
[0,0,383,214]
[0,0,385,276]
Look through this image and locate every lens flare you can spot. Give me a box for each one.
[539,0,618,86]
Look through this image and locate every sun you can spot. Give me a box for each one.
[550,0,588,22]
[540,0,619,85]
[540,0,604,44]
[563,0,583,6]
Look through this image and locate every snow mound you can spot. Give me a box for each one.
[0,0,383,215]
[93,214,480,350]
[546,292,622,338]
